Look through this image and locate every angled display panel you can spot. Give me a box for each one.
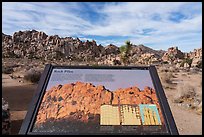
[19,65,178,135]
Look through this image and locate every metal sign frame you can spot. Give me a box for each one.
[19,64,178,135]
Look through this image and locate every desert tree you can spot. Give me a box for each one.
[119,40,132,65]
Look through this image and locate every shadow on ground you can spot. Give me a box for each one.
[2,84,37,134]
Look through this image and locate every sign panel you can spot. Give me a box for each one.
[19,65,178,135]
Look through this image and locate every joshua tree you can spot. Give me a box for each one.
[119,40,132,65]
[125,40,132,56]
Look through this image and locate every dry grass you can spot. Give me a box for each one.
[159,72,175,89]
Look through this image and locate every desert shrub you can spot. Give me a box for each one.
[159,72,175,89]
[159,67,168,73]
[162,61,169,64]
[180,58,193,67]
[91,63,99,67]
[174,83,196,103]
[159,65,179,73]
[2,66,14,74]
[160,72,174,84]
[23,69,42,83]
[196,61,202,68]
[173,82,202,111]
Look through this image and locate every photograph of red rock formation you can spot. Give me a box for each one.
[32,81,167,134]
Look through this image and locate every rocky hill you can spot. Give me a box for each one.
[2,30,164,63]
[2,30,107,61]
[2,30,202,66]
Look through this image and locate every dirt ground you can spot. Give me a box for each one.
[158,70,202,135]
[2,74,37,135]
[2,72,202,135]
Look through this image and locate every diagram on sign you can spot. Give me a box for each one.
[100,104,161,126]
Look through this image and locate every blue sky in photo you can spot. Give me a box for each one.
[2,2,202,52]
[47,69,154,91]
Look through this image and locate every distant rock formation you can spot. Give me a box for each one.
[185,48,202,67]
[2,30,164,64]
[2,30,201,66]
[162,47,185,62]
[35,82,161,126]
[104,44,120,55]
[130,44,165,57]
[185,48,202,59]
[137,53,161,65]
[2,30,118,61]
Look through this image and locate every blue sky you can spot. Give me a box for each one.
[2,2,202,52]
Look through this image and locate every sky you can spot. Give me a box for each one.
[2,2,202,52]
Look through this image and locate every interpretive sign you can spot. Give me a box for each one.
[19,65,178,135]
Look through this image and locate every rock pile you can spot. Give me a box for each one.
[36,82,113,124]
[112,86,158,106]
[188,48,202,67]
[162,47,184,63]
[137,53,161,65]
[35,82,161,125]
[185,48,202,59]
